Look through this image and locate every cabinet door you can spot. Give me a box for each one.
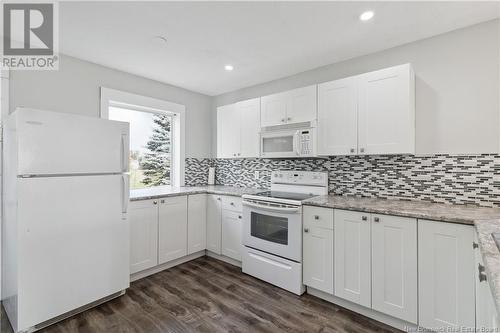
[217,104,241,158]
[237,98,261,158]
[286,85,317,124]
[303,206,334,294]
[158,196,188,264]
[187,194,207,254]
[221,210,243,261]
[317,77,358,155]
[129,200,159,274]
[418,219,475,330]
[334,209,371,307]
[206,195,222,254]
[260,91,287,127]
[358,64,415,155]
[371,214,417,323]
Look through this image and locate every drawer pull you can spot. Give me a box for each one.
[314,215,319,220]
[362,216,368,221]
[478,264,488,282]
[374,217,380,222]
[304,228,309,233]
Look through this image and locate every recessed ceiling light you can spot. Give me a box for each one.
[360,11,374,21]
[224,65,234,71]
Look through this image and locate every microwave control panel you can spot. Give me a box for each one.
[299,130,312,155]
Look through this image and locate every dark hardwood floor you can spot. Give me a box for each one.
[2,256,402,333]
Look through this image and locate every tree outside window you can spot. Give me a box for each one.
[109,107,173,189]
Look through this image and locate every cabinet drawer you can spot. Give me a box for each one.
[303,206,334,229]
[221,196,242,212]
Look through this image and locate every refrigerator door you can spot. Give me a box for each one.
[16,175,129,330]
[14,108,129,176]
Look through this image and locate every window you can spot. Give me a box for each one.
[100,88,185,188]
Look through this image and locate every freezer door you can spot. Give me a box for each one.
[14,108,129,175]
[16,175,129,330]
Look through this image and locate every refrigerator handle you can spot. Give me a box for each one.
[122,174,129,214]
[121,134,129,172]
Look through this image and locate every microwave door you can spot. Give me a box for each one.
[261,132,296,158]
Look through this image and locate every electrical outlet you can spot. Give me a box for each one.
[254,171,260,180]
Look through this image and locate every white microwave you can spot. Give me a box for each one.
[260,128,315,158]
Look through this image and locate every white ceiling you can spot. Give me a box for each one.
[59,1,499,96]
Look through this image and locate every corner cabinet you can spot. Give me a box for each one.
[187,194,207,254]
[206,195,222,254]
[418,219,475,330]
[217,98,260,158]
[260,85,317,127]
[318,64,415,156]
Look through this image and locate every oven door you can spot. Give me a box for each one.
[260,130,299,158]
[242,199,302,262]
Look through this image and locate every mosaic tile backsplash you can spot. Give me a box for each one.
[185,154,500,208]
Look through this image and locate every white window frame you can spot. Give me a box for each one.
[100,87,185,187]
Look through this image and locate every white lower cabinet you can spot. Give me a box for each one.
[475,232,499,330]
[334,209,371,308]
[158,196,188,264]
[418,219,475,330]
[371,214,417,323]
[303,206,334,294]
[221,210,243,261]
[129,199,159,274]
[206,195,222,254]
[188,194,207,254]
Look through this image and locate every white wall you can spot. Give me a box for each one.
[213,19,500,155]
[9,55,213,158]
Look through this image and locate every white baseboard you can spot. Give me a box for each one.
[307,287,417,332]
[130,251,205,282]
[206,251,242,267]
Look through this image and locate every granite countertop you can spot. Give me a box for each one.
[302,195,500,225]
[130,185,264,201]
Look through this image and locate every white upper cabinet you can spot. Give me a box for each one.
[260,85,317,127]
[217,104,241,158]
[318,77,358,155]
[317,64,415,156]
[358,64,415,155]
[237,98,261,158]
[217,98,260,158]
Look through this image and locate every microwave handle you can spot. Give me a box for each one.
[294,131,301,156]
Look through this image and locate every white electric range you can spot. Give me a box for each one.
[241,170,328,295]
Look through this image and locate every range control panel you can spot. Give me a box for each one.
[271,170,328,186]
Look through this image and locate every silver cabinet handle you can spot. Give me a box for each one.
[230,202,235,206]
[217,197,221,201]
[350,148,355,153]
[161,199,165,204]
[238,215,242,219]
[478,263,488,282]
[360,148,365,153]
[304,228,309,233]
[238,153,241,156]
[473,242,479,249]
[153,200,158,205]
[314,215,319,220]
[287,117,291,121]
[281,118,285,122]
[362,216,368,221]
[374,217,380,222]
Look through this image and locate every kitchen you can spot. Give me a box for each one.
[1,1,500,333]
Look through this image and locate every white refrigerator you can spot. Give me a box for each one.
[2,108,130,332]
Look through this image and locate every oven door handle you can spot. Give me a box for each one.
[242,200,301,213]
